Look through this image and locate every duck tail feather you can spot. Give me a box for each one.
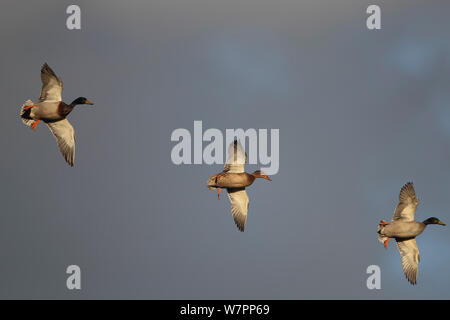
[377,224,388,244]
[207,174,218,190]
[20,100,35,127]
[377,233,388,244]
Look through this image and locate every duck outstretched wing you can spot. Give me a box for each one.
[46,119,75,166]
[223,140,247,173]
[39,63,63,102]
[227,188,249,232]
[393,182,418,222]
[396,238,420,285]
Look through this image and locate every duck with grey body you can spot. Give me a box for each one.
[377,182,445,285]
[20,63,94,166]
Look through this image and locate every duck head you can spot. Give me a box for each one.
[70,97,94,106]
[423,217,446,226]
[252,170,272,181]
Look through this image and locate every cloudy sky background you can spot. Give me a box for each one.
[0,0,449,298]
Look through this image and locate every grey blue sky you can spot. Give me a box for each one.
[0,0,449,299]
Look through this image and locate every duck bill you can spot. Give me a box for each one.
[438,221,446,226]
[264,176,272,181]
[85,100,94,105]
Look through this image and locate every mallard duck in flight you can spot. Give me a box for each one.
[207,140,271,231]
[377,182,446,284]
[20,63,94,166]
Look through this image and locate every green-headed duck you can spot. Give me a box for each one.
[378,182,446,284]
[20,63,94,166]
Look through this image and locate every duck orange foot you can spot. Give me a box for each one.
[379,220,390,226]
[384,237,391,249]
[217,188,222,200]
[23,104,36,110]
[31,120,40,131]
